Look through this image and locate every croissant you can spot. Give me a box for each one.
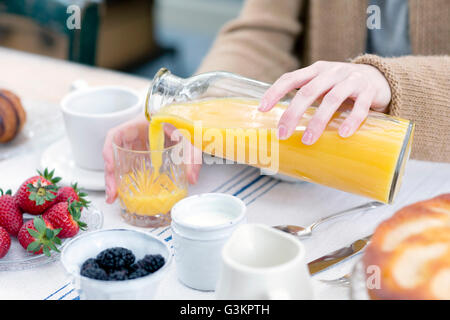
[364,193,450,300]
[0,89,26,143]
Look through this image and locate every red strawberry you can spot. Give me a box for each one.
[0,188,23,236]
[18,217,61,257]
[55,183,90,209]
[0,226,11,259]
[42,200,87,238]
[15,168,61,215]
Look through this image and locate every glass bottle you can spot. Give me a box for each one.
[145,68,414,204]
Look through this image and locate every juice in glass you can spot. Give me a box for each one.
[113,131,188,227]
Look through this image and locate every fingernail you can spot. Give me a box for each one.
[339,124,351,138]
[189,171,197,184]
[277,125,287,139]
[258,101,268,111]
[302,130,313,145]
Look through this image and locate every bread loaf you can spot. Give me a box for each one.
[364,194,450,299]
[0,89,26,143]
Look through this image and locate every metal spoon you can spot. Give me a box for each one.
[274,201,383,238]
[319,274,351,287]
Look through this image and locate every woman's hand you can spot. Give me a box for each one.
[259,61,391,144]
[102,114,202,204]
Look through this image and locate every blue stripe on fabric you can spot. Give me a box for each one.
[245,180,281,206]
[239,177,273,201]
[233,175,265,196]
[156,227,171,236]
[211,166,254,192]
[43,283,70,300]
[58,288,75,300]
[221,168,259,193]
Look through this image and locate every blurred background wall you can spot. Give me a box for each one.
[145,0,243,77]
[0,0,243,78]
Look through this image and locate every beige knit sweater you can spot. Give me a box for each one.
[197,0,450,162]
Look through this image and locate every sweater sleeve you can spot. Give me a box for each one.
[352,54,450,163]
[195,0,303,83]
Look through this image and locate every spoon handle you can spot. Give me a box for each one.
[308,201,383,233]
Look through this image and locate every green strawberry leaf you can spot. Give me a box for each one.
[33,217,46,233]
[45,193,56,201]
[43,245,50,257]
[70,183,90,209]
[53,228,62,236]
[78,221,88,230]
[38,168,62,186]
[27,228,41,239]
[27,241,41,253]
[45,228,54,239]
[0,189,12,196]
[47,242,58,252]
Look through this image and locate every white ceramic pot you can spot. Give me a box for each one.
[171,193,247,291]
[216,224,314,300]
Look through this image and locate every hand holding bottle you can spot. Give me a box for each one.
[259,61,391,144]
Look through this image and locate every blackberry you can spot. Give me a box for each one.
[80,258,100,272]
[128,268,149,280]
[136,254,165,273]
[96,247,135,269]
[108,269,129,281]
[80,265,108,280]
[127,263,140,273]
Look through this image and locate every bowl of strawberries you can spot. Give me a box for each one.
[0,168,103,271]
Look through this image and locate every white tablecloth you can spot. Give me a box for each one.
[1,148,449,300]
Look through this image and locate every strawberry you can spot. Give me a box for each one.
[42,200,87,238]
[55,183,90,209]
[0,226,11,259]
[0,188,23,236]
[15,168,61,215]
[18,217,61,257]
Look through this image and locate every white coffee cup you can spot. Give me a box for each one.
[215,224,314,300]
[61,83,143,171]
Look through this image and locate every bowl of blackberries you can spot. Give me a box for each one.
[60,228,171,299]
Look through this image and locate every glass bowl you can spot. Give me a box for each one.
[0,205,103,271]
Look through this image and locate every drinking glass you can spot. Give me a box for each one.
[113,129,188,227]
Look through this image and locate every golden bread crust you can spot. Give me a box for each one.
[364,193,450,300]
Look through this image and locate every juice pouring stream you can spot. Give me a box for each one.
[146,68,414,204]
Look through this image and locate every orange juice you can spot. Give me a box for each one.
[117,163,187,216]
[149,98,414,203]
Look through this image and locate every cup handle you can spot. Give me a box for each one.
[70,79,89,92]
[265,289,291,300]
